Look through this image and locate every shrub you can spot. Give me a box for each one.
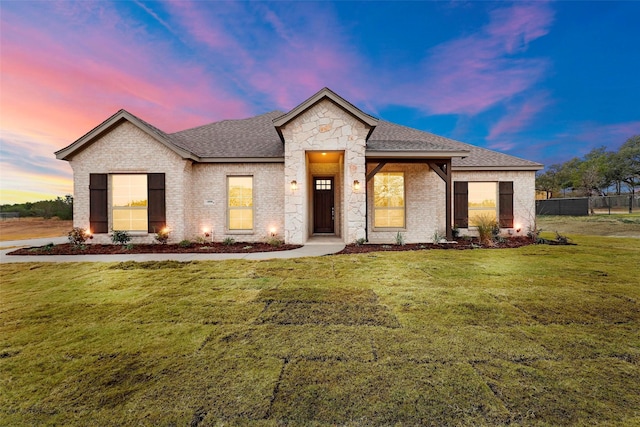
[474,214,498,246]
[266,237,283,247]
[68,227,91,247]
[222,237,235,246]
[154,227,170,245]
[178,239,193,248]
[451,225,460,239]
[555,231,571,244]
[395,232,405,246]
[432,230,445,244]
[111,230,131,245]
[354,237,367,246]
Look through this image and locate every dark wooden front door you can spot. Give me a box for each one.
[313,177,334,233]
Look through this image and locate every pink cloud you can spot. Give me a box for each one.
[487,92,551,141]
[388,3,554,116]
[1,5,252,145]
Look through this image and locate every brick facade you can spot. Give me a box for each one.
[63,95,539,246]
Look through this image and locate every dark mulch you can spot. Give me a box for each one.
[337,236,535,254]
[9,236,545,256]
[8,242,302,256]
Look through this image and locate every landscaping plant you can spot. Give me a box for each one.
[111,230,131,245]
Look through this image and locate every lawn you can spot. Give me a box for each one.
[1,236,639,426]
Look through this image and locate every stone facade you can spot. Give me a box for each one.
[280,99,370,244]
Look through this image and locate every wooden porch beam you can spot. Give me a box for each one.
[366,161,388,182]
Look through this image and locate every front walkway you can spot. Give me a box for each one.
[0,236,346,263]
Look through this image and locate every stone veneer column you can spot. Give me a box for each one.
[282,99,369,245]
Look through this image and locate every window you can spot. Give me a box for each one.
[112,174,148,232]
[228,176,253,230]
[468,182,498,226]
[315,179,332,190]
[374,172,405,228]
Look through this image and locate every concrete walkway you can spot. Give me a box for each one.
[0,236,346,263]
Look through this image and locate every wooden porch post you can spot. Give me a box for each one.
[428,160,453,241]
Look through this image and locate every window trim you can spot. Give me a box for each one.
[372,171,406,230]
[226,175,254,233]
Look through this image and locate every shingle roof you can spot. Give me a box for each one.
[169,111,285,158]
[58,91,542,170]
[368,121,542,169]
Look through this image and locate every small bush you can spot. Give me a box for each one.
[222,237,235,246]
[474,214,498,245]
[354,237,367,246]
[527,225,543,243]
[68,227,91,247]
[555,231,571,244]
[395,232,405,246]
[451,226,460,239]
[432,230,445,244]
[179,239,193,248]
[266,237,283,247]
[154,227,170,245]
[111,230,131,245]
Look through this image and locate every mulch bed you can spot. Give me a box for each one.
[337,236,535,254]
[8,242,302,256]
[9,236,545,256]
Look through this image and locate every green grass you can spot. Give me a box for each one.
[1,236,640,426]
[538,213,640,238]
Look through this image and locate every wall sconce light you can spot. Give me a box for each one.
[290,180,298,191]
[515,224,522,233]
[269,227,277,237]
[353,180,360,191]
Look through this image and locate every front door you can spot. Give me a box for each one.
[313,177,334,233]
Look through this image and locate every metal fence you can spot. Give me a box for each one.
[537,195,639,216]
[590,195,639,214]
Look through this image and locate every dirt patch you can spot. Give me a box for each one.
[337,236,534,254]
[0,217,72,241]
[8,242,302,256]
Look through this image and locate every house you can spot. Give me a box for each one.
[55,87,543,245]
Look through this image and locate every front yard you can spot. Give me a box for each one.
[1,235,639,425]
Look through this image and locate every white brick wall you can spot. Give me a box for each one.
[67,119,537,246]
[188,163,285,243]
[452,170,537,237]
[367,163,445,244]
[69,122,189,244]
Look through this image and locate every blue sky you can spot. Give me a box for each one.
[1,0,639,204]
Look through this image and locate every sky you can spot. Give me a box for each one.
[1,1,639,204]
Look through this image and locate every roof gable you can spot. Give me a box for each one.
[55,109,194,161]
[272,87,378,141]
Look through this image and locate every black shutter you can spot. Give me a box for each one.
[147,173,166,233]
[499,181,514,228]
[89,174,108,233]
[454,181,468,228]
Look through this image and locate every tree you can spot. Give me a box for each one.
[618,135,640,194]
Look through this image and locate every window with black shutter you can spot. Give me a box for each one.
[453,181,468,228]
[89,174,108,233]
[499,181,514,228]
[147,173,166,233]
